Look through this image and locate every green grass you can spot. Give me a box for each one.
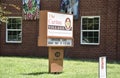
[0,56,120,78]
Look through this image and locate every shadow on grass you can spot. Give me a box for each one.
[22,72,49,75]
[22,72,63,75]
[0,56,48,60]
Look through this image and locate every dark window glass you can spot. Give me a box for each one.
[7,18,22,42]
[81,17,100,44]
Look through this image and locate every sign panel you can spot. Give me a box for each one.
[99,56,107,78]
[47,12,73,38]
[23,0,40,20]
[47,38,73,46]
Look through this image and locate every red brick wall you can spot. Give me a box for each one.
[104,0,118,60]
[65,0,119,60]
[0,0,48,57]
[0,0,120,60]
[117,0,120,60]
[67,0,108,59]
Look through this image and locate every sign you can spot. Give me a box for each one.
[23,0,40,20]
[47,12,73,38]
[47,38,73,46]
[38,11,74,73]
[99,56,107,78]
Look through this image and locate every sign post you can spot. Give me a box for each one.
[99,56,107,78]
[49,47,64,73]
[38,10,73,73]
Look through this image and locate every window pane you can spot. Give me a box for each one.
[94,38,98,43]
[82,18,88,30]
[88,38,93,43]
[82,18,87,24]
[11,24,17,29]
[7,18,22,29]
[82,31,99,43]
[16,19,21,23]
[94,32,98,38]
[88,32,93,37]
[8,18,12,23]
[88,18,93,23]
[94,24,99,30]
[87,23,93,30]
[16,24,21,29]
[82,25,87,30]
[82,32,89,43]
[7,23,12,29]
[11,18,17,23]
[8,31,21,41]
[88,18,94,30]
[94,18,99,24]
[83,32,87,37]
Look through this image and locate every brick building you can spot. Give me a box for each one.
[0,0,120,60]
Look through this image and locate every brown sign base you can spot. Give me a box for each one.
[48,47,64,73]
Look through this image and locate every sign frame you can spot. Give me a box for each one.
[38,10,74,47]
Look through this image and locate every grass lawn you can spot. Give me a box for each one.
[0,56,120,78]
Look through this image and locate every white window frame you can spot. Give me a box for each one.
[6,17,22,43]
[81,16,100,45]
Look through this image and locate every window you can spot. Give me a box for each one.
[81,16,100,45]
[6,17,22,43]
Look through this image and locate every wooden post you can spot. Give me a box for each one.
[49,47,64,73]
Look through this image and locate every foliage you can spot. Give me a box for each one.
[0,7,9,23]
[0,3,20,23]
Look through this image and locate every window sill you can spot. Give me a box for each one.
[81,43,100,45]
[6,41,22,43]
